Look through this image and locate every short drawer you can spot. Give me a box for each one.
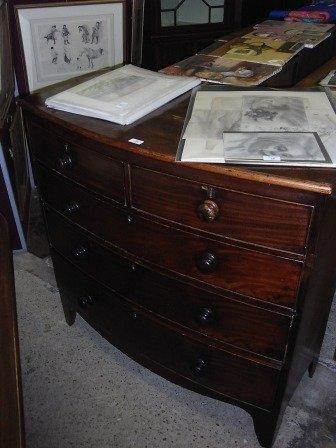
[52,252,281,410]
[46,208,292,361]
[38,165,303,309]
[27,120,125,204]
[131,166,313,254]
[46,207,131,297]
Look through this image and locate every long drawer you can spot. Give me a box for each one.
[52,251,281,410]
[37,164,303,308]
[27,120,125,204]
[46,208,292,361]
[131,166,313,254]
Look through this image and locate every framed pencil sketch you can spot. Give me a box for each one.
[14,0,126,93]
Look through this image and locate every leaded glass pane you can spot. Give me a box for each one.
[210,7,224,23]
[161,10,175,26]
[161,0,180,9]
[207,0,225,5]
[176,0,208,25]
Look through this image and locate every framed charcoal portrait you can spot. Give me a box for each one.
[13,0,127,93]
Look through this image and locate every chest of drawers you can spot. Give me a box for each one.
[21,82,336,448]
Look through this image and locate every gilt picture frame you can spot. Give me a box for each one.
[14,0,127,93]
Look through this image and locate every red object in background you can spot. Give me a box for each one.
[287,10,331,22]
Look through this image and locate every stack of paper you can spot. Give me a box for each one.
[45,65,201,125]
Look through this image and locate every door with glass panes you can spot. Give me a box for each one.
[142,0,239,70]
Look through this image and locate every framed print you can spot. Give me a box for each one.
[14,0,126,93]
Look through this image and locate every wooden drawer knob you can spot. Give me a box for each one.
[196,307,215,326]
[197,200,219,222]
[64,201,80,215]
[77,295,95,308]
[195,251,219,274]
[193,358,208,375]
[72,245,88,259]
[58,153,74,170]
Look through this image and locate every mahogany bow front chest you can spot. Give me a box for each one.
[21,81,336,447]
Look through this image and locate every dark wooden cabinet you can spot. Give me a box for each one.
[141,0,306,70]
[21,75,336,447]
[142,0,240,70]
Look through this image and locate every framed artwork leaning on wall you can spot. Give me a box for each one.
[13,0,127,93]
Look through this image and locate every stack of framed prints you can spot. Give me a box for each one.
[10,0,129,94]
[177,85,336,168]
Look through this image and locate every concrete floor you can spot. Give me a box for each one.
[14,252,336,448]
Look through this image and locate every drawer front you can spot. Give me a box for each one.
[131,166,312,254]
[27,120,125,204]
[46,207,131,297]
[52,252,280,410]
[37,165,302,308]
[46,208,292,361]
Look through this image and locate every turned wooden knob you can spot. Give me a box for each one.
[77,295,95,308]
[196,307,215,326]
[58,153,74,170]
[64,201,79,215]
[72,245,88,259]
[195,251,219,274]
[193,358,208,375]
[197,200,219,222]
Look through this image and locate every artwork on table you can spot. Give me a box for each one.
[222,132,329,164]
[177,87,336,167]
[240,96,309,131]
[251,20,334,48]
[197,40,228,55]
[206,36,303,66]
[320,70,336,87]
[161,54,280,86]
[15,1,125,92]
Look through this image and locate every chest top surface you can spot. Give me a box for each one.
[20,71,336,196]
